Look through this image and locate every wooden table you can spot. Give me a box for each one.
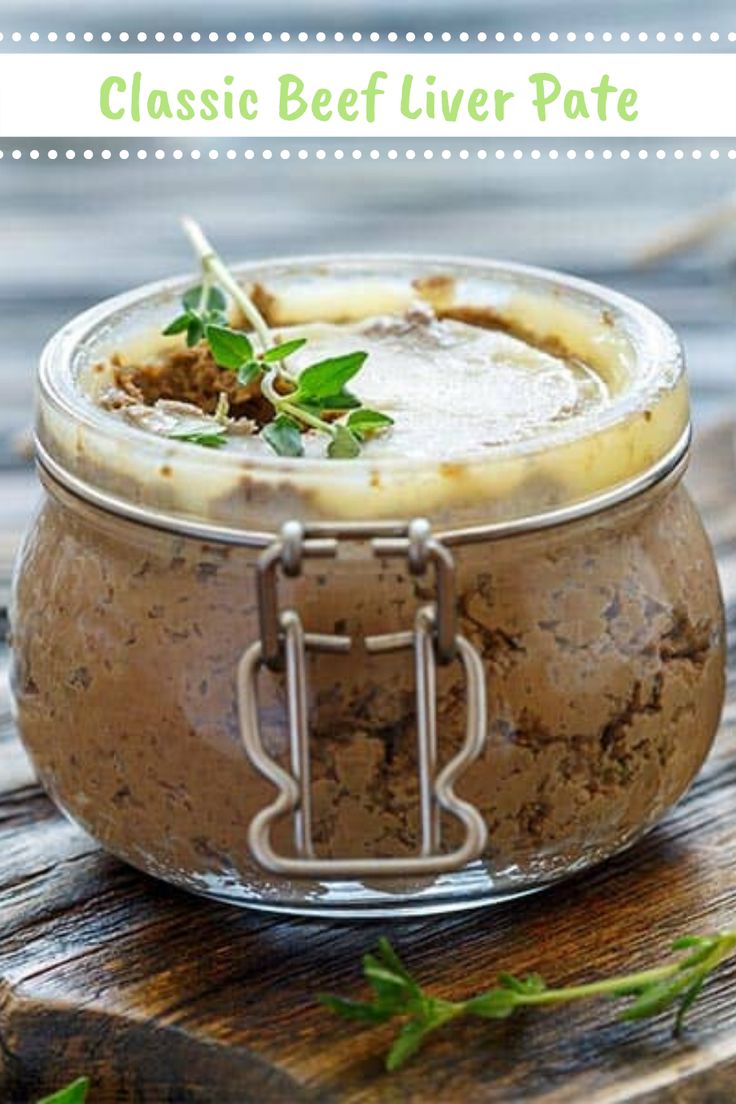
[0,420,734,1103]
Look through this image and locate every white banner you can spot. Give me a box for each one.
[0,52,733,138]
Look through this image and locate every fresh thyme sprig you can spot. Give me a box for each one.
[162,283,228,348]
[320,933,736,1072]
[161,218,393,457]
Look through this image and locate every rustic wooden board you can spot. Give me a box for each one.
[0,420,735,1103]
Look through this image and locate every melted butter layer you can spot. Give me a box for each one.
[283,313,610,460]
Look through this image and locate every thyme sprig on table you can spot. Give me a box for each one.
[161,218,393,457]
[320,932,736,1072]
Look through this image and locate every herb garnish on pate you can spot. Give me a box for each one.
[161,219,393,457]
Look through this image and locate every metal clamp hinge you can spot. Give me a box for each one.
[238,518,488,879]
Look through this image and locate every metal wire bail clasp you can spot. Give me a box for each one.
[238,518,489,879]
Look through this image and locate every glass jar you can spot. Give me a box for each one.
[10,257,726,917]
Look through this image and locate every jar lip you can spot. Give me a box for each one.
[37,252,688,529]
[40,248,684,472]
[36,425,690,548]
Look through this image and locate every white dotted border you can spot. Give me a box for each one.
[0,30,734,44]
[3,147,734,161]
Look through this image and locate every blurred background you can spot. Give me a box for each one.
[1,0,736,602]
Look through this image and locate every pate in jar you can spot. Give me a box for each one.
[10,253,726,916]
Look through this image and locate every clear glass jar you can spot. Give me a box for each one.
[9,257,726,917]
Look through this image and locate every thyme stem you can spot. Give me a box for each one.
[260,372,336,439]
[181,216,272,351]
[495,964,684,1006]
[280,400,337,438]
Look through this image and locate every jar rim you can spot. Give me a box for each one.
[36,426,690,548]
[37,252,689,530]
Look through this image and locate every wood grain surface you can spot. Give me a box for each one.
[0,419,734,1103]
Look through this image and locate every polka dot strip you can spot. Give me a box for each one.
[5,147,736,161]
[1,31,735,44]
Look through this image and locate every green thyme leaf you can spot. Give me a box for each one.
[363,956,412,1008]
[175,431,227,448]
[262,337,308,363]
[237,361,262,387]
[621,974,695,1022]
[321,931,736,1071]
[386,1020,436,1072]
[674,975,707,1035]
[183,284,227,313]
[162,284,228,346]
[296,352,368,401]
[299,391,361,414]
[672,936,713,950]
[327,425,361,459]
[167,421,228,448]
[375,938,418,988]
[676,940,721,971]
[185,315,204,347]
[497,972,546,995]
[37,1077,90,1104]
[162,312,194,336]
[206,324,254,370]
[262,414,304,457]
[347,409,395,438]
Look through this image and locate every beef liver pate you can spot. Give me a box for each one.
[10,256,725,913]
